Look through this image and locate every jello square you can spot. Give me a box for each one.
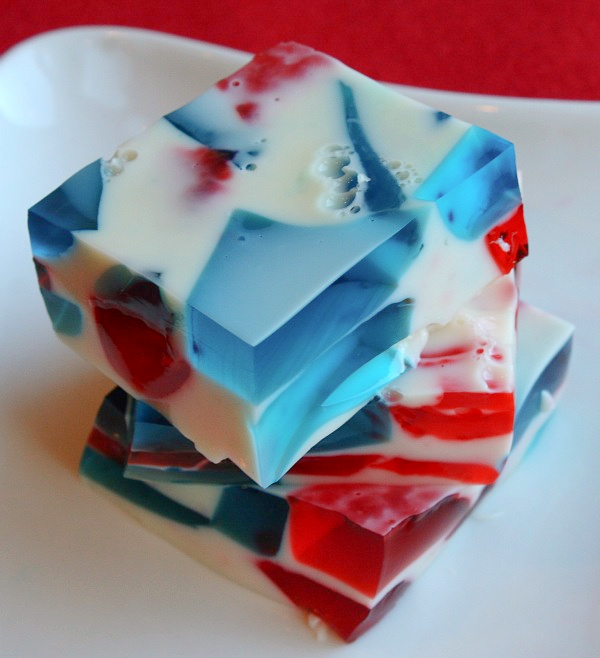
[28,42,527,486]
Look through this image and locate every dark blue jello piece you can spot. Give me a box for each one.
[95,386,131,446]
[339,81,405,212]
[28,160,103,259]
[211,486,289,556]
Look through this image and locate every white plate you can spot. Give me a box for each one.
[0,26,597,658]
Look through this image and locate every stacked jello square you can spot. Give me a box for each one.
[28,43,573,642]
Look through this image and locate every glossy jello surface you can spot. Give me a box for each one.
[28,42,527,486]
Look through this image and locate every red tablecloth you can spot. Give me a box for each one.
[3,0,600,100]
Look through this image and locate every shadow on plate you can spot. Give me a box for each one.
[11,370,113,474]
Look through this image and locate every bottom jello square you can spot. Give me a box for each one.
[79,303,572,643]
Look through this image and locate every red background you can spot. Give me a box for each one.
[3,0,600,100]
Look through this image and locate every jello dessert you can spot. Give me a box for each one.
[28,42,572,642]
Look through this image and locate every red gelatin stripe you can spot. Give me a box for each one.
[486,204,529,274]
[374,456,499,484]
[288,484,470,597]
[288,454,380,476]
[390,391,515,440]
[128,450,210,468]
[286,452,498,484]
[257,560,410,643]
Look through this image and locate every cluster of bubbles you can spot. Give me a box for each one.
[382,158,423,193]
[315,145,424,217]
[315,144,363,215]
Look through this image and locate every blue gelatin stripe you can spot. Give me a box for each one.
[40,288,83,336]
[135,399,170,425]
[80,446,209,527]
[124,462,253,485]
[28,160,103,258]
[165,106,220,147]
[133,414,194,453]
[211,486,289,556]
[414,126,521,239]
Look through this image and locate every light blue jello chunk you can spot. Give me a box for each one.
[415,126,520,239]
[187,210,424,404]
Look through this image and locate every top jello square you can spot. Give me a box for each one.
[28,42,527,487]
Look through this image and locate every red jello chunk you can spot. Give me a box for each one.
[288,484,470,598]
[258,560,410,643]
[91,271,190,399]
[485,204,528,274]
[389,391,515,441]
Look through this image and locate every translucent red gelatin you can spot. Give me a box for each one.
[257,560,410,642]
[91,272,190,399]
[486,204,529,274]
[288,484,470,597]
[390,391,515,440]
[289,453,499,484]
[373,456,499,484]
[288,454,380,476]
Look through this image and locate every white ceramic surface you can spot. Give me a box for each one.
[0,27,597,658]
